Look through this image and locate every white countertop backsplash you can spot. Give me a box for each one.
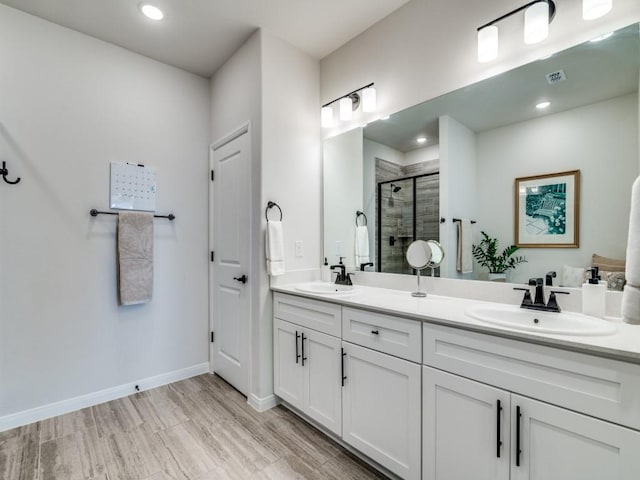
[271,269,639,363]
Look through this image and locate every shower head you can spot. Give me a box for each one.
[390,183,402,193]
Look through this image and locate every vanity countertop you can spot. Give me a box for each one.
[272,284,640,364]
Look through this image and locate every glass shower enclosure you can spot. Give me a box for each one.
[377,172,440,274]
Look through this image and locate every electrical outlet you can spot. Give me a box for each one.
[295,240,303,257]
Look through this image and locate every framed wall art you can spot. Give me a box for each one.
[515,170,580,248]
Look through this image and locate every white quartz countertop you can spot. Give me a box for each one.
[272,284,640,364]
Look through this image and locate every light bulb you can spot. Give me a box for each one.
[583,0,612,20]
[524,1,549,45]
[478,26,499,63]
[321,106,334,128]
[362,87,377,113]
[339,97,353,121]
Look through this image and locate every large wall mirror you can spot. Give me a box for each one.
[323,23,639,286]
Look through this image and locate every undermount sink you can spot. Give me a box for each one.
[465,303,617,336]
[295,282,359,296]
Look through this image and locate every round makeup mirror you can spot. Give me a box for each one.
[406,240,432,297]
[426,240,445,270]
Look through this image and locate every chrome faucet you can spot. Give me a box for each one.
[514,278,569,313]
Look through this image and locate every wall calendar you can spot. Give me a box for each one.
[109,162,157,212]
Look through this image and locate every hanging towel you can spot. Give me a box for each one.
[266,220,285,276]
[456,219,473,274]
[355,225,370,266]
[622,176,640,324]
[117,211,153,306]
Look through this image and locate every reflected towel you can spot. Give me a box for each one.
[117,212,153,306]
[622,176,640,324]
[266,221,285,276]
[456,219,473,274]
[355,225,370,266]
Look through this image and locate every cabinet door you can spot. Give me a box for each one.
[273,319,304,409]
[511,395,640,480]
[423,367,510,480]
[343,342,421,480]
[302,329,342,436]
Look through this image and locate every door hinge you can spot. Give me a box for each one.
[210,331,215,343]
[210,251,214,262]
[210,170,215,181]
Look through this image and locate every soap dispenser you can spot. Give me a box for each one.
[582,267,606,318]
[321,257,331,282]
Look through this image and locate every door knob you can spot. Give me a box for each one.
[233,274,248,284]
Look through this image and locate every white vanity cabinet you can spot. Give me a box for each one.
[422,324,640,480]
[273,295,342,436]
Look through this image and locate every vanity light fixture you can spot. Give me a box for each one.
[139,3,164,20]
[321,83,376,128]
[583,0,612,20]
[477,0,556,62]
[536,101,551,109]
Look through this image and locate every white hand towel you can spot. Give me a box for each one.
[117,211,153,306]
[456,219,473,274]
[266,221,285,276]
[622,176,640,324]
[355,225,370,266]
[622,285,640,325]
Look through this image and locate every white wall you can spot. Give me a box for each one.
[439,116,477,278]
[324,129,363,269]
[320,0,640,137]
[476,94,639,284]
[405,145,439,166]
[260,32,321,400]
[0,6,211,418]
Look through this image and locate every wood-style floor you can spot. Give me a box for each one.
[0,374,386,480]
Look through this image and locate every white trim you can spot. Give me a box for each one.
[248,393,278,412]
[211,122,250,151]
[0,362,210,432]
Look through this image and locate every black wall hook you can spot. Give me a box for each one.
[1,161,21,185]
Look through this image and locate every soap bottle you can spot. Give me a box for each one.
[321,257,331,282]
[582,267,606,318]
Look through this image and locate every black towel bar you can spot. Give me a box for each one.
[90,209,175,220]
[356,211,368,227]
[265,201,283,222]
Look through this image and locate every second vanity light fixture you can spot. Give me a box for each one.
[321,83,376,128]
[478,0,613,63]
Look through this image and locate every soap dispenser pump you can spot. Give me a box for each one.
[321,257,330,282]
[582,267,606,318]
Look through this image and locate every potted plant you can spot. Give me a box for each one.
[472,231,527,281]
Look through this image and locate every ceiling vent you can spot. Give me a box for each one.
[545,69,567,85]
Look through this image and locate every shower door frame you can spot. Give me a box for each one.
[376,171,439,273]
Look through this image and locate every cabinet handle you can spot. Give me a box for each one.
[371,330,379,335]
[496,400,503,458]
[516,405,522,467]
[341,348,347,386]
[301,333,307,366]
[295,331,301,364]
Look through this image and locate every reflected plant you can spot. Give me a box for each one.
[472,231,527,274]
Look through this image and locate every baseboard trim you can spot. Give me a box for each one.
[248,393,278,412]
[0,362,210,432]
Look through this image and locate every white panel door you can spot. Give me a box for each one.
[423,366,510,480]
[511,395,640,480]
[303,328,342,436]
[342,342,421,480]
[273,319,304,409]
[210,126,250,395]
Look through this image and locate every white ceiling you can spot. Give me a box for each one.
[0,0,411,77]
[364,23,640,153]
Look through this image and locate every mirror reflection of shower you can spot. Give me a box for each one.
[377,172,440,275]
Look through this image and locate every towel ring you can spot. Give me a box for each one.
[356,211,368,227]
[265,201,283,222]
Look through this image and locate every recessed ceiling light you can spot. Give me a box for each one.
[416,136,427,144]
[590,32,613,42]
[139,3,164,21]
[536,101,551,109]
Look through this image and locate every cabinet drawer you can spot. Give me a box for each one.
[343,307,421,362]
[423,323,640,430]
[274,293,341,337]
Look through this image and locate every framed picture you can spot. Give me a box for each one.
[515,170,580,248]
